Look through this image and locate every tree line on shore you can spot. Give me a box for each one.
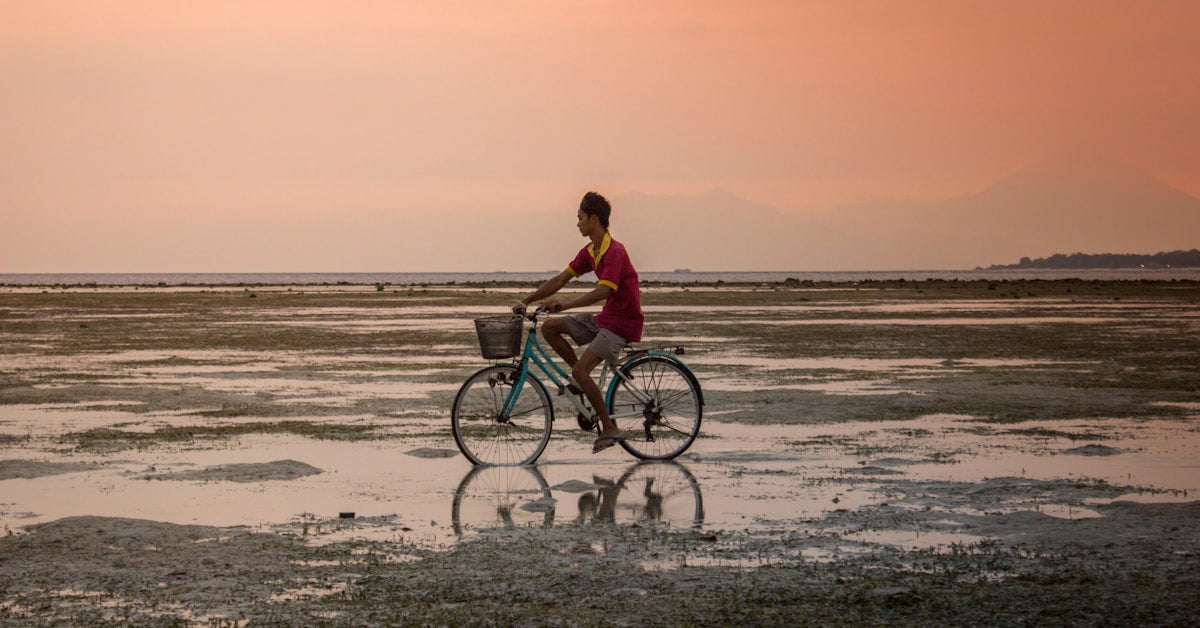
[988,249,1200,269]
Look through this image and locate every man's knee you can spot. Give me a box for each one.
[572,352,601,381]
[541,318,565,340]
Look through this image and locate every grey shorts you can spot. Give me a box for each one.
[562,313,627,364]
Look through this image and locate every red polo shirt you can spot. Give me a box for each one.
[567,232,643,342]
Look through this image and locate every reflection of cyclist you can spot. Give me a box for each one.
[574,475,667,525]
[575,475,620,525]
[640,477,664,522]
[515,192,644,455]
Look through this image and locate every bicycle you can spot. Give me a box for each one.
[451,307,704,465]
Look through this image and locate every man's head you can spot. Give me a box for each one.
[579,192,611,230]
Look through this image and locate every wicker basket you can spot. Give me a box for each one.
[474,315,523,359]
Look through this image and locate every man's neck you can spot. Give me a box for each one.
[589,229,608,251]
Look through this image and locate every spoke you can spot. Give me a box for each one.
[454,365,551,465]
[653,420,693,437]
[507,405,544,420]
[656,387,694,408]
[610,358,701,460]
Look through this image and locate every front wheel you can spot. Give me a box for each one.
[606,356,702,460]
[452,365,552,465]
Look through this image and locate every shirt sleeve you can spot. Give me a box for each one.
[595,246,625,292]
[567,246,593,278]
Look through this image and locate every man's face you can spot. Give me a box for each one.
[576,209,595,236]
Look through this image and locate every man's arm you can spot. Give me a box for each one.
[547,284,612,312]
[518,269,575,308]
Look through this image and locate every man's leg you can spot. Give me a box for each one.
[572,350,620,442]
[540,318,579,367]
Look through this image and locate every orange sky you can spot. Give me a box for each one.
[3,1,1199,272]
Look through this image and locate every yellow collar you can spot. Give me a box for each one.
[589,231,612,267]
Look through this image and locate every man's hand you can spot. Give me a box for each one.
[541,299,565,313]
[512,301,528,315]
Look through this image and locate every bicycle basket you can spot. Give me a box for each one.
[474,315,523,359]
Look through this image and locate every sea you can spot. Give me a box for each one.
[3,269,1200,286]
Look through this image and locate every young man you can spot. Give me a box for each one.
[515,192,643,454]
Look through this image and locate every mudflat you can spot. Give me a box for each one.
[2,280,1198,625]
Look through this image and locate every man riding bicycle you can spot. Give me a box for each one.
[515,192,643,454]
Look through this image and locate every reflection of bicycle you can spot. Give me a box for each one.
[451,308,703,465]
[451,465,554,536]
[583,461,705,529]
[451,461,704,536]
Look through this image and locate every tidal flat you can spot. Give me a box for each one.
[1,280,1199,625]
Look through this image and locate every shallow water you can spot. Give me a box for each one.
[3,286,1199,561]
[3,409,1196,555]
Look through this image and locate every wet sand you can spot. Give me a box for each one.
[2,280,1199,624]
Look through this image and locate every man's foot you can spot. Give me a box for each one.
[592,434,624,454]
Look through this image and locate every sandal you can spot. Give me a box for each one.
[591,435,623,454]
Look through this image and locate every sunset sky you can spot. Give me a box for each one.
[3,1,1199,272]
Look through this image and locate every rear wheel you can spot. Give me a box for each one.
[606,356,702,460]
[452,365,552,465]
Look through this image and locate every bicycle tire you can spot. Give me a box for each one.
[614,461,705,529]
[451,464,554,536]
[452,364,553,465]
[606,355,702,460]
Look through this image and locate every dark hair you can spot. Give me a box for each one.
[579,192,611,229]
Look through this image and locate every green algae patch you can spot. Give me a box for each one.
[60,420,384,452]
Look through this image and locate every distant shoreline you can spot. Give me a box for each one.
[986,249,1200,270]
[4,268,1200,288]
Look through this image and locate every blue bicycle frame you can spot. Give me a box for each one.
[497,316,698,423]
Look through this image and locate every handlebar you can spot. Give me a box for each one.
[511,304,561,320]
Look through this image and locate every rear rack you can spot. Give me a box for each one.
[624,345,686,359]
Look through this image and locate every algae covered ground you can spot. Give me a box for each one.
[1,280,1198,624]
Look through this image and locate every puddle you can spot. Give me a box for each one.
[701,378,918,395]
[844,528,992,551]
[5,408,1196,559]
[733,317,1130,326]
[687,356,949,370]
[113,375,454,399]
[1033,504,1104,519]
[3,291,1198,567]
[216,319,469,333]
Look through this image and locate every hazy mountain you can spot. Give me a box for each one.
[447,155,1200,273]
[613,189,844,271]
[819,155,1200,269]
[608,155,1200,271]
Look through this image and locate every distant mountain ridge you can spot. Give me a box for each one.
[614,155,1200,271]
[987,249,1200,270]
[818,155,1200,269]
